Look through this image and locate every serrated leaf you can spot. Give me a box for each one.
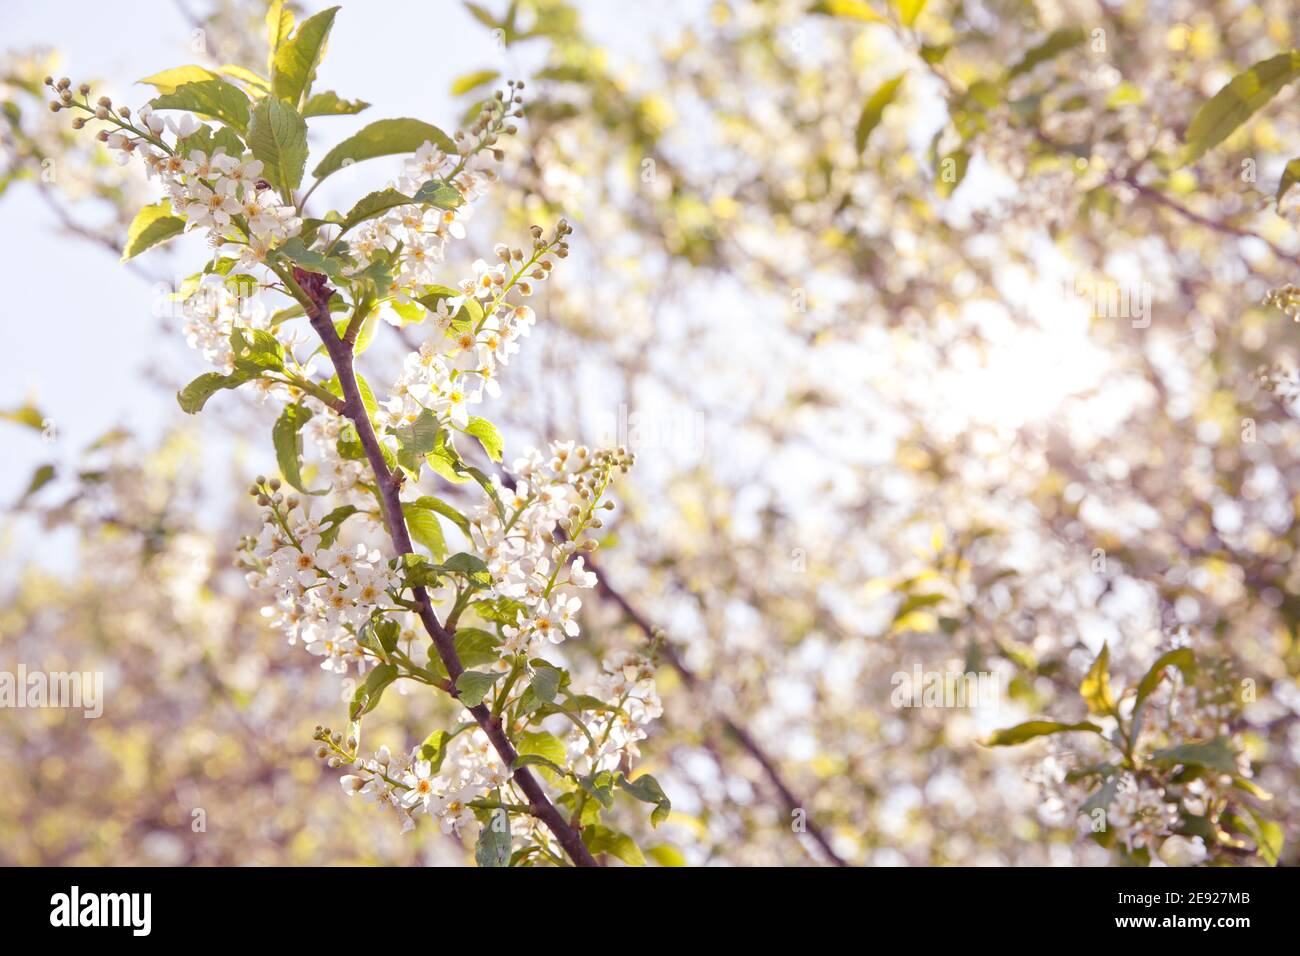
[150,78,251,132]
[272,6,339,108]
[855,73,905,154]
[1183,51,1300,164]
[122,201,185,260]
[454,669,500,706]
[453,628,501,669]
[312,117,456,180]
[248,94,308,196]
[984,720,1104,746]
[339,188,418,233]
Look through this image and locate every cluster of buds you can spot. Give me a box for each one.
[457,78,526,161]
[312,725,358,769]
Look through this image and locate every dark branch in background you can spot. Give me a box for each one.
[582,555,850,867]
[299,273,598,867]
[487,455,850,867]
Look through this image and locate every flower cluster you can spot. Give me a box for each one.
[565,651,665,777]
[379,221,569,431]
[238,478,400,674]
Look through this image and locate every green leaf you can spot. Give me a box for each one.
[0,403,45,431]
[411,178,464,209]
[272,6,339,108]
[1133,647,1196,710]
[1246,809,1283,866]
[618,772,671,827]
[527,664,562,704]
[394,409,442,473]
[339,188,420,234]
[1183,51,1300,164]
[317,504,359,548]
[453,628,502,669]
[411,495,471,536]
[266,0,295,74]
[1079,642,1115,717]
[513,752,567,776]
[1278,157,1300,203]
[475,808,512,867]
[176,369,253,414]
[855,73,905,154]
[1151,738,1239,776]
[808,0,885,22]
[248,94,309,196]
[402,501,448,560]
[349,662,398,719]
[439,552,491,587]
[984,720,1104,746]
[272,402,316,494]
[150,78,251,132]
[303,90,370,117]
[517,730,567,766]
[647,844,686,867]
[312,117,456,180]
[935,147,969,197]
[418,724,472,771]
[454,669,500,707]
[1007,27,1086,79]
[122,201,185,261]
[451,69,500,96]
[582,825,645,867]
[463,417,504,462]
[275,236,346,280]
[230,326,285,373]
[137,65,220,94]
[19,463,56,501]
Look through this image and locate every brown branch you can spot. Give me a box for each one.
[583,556,851,867]
[303,284,598,867]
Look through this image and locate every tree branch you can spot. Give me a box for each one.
[304,286,598,867]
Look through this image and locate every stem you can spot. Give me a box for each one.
[304,292,598,867]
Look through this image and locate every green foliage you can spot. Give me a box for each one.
[1183,51,1300,163]
[272,403,316,494]
[176,369,254,414]
[122,201,185,261]
[271,6,339,109]
[1079,643,1115,717]
[462,416,504,462]
[150,78,251,132]
[582,824,645,866]
[985,720,1103,746]
[312,117,456,181]
[402,500,448,559]
[349,662,398,719]
[248,94,309,197]
[855,74,905,155]
[454,669,500,706]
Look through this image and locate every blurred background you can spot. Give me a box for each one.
[1,0,1298,865]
